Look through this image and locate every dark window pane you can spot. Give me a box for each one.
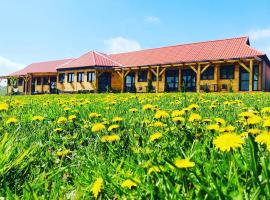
[220,65,234,79]
[37,77,42,85]
[87,72,95,82]
[77,72,84,82]
[59,73,65,83]
[138,71,147,82]
[43,77,49,85]
[201,66,214,80]
[67,73,74,83]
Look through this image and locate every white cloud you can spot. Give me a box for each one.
[0,56,25,86]
[249,27,270,40]
[145,16,160,24]
[104,37,142,54]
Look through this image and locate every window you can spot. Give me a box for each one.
[253,65,259,91]
[18,78,23,86]
[87,72,95,82]
[201,66,214,80]
[67,73,74,83]
[36,77,42,85]
[43,77,49,85]
[220,65,234,79]
[239,67,249,91]
[138,71,147,82]
[77,72,84,82]
[58,73,65,83]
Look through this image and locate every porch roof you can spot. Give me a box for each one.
[109,36,265,68]
[8,58,73,77]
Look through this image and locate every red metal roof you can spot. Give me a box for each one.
[5,36,266,77]
[9,59,73,76]
[57,51,122,69]
[109,36,264,67]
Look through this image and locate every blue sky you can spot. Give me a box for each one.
[1,0,270,76]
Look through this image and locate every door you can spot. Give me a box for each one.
[125,72,135,92]
[50,77,57,94]
[239,67,249,91]
[181,69,196,92]
[98,72,111,92]
[165,69,179,92]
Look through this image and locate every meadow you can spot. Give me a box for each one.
[1,92,270,199]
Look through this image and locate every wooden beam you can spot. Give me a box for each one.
[190,66,197,74]
[116,70,122,78]
[121,70,124,93]
[258,62,262,91]
[178,67,181,92]
[150,68,157,77]
[239,62,250,72]
[249,60,253,91]
[201,64,211,74]
[156,66,160,93]
[159,68,166,76]
[124,70,131,77]
[95,70,98,93]
[196,64,201,92]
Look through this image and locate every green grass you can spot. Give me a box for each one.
[0,93,270,199]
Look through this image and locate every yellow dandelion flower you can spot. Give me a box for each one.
[213,133,244,152]
[149,121,165,127]
[215,118,226,126]
[54,128,62,133]
[143,104,154,111]
[149,132,162,142]
[6,117,17,125]
[261,107,270,114]
[255,132,270,144]
[188,104,199,110]
[174,158,195,169]
[248,128,261,135]
[112,117,123,123]
[100,134,120,143]
[89,112,101,118]
[264,119,270,128]
[239,111,255,119]
[154,110,169,119]
[172,117,185,123]
[219,125,235,133]
[68,115,76,122]
[32,116,44,122]
[188,113,201,122]
[92,123,106,132]
[108,124,120,131]
[121,179,137,189]
[246,115,261,125]
[57,117,67,124]
[91,177,103,199]
[206,124,220,132]
[0,103,8,111]
[129,108,138,113]
[171,110,185,117]
[57,149,72,157]
[148,166,164,174]
[64,107,71,111]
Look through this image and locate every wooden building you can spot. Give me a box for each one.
[3,36,270,94]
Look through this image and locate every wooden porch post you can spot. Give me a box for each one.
[249,60,253,91]
[156,66,160,93]
[196,64,201,92]
[258,62,262,91]
[29,74,32,95]
[95,70,98,93]
[178,67,182,92]
[121,70,125,93]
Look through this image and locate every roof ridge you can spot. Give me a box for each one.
[109,36,249,56]
[95,51,123,66]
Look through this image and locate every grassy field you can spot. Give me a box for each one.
[1,93,270,199]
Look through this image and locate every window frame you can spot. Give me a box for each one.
[253,64,259,91]
[36,77,42,85]
[138,70,148,82]
[58,73,65,83]
[18,78,24,86]
[77,72,84,82]
[67,73,74,83]
[87,72,95,82]
[220,65,235,80]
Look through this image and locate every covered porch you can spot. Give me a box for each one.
[113,57,263,93]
